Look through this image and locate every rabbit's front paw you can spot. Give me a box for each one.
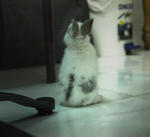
[92,95,102,104]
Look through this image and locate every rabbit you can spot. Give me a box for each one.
[58,18,102,107]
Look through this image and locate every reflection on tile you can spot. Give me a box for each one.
[98,72,150,96]
[98,51,150,75]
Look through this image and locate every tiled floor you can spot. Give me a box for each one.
[1,51,150,137]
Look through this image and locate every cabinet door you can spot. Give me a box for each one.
[0,0,45,69]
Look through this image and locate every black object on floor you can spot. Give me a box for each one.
[0,92,55,137]
[0,92,55,115]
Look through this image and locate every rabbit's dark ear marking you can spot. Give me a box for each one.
[81,19,94,36]
[71,19,79,38]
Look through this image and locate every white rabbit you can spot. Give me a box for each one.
[58,18,102,107]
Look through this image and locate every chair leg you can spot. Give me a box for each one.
[43,0,56,83]
[143,0,150,50]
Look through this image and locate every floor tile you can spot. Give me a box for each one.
[1,50,150,137]
[13,97,150,137]
[24,109,150,137]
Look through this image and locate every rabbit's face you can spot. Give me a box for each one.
[64,19,94,46]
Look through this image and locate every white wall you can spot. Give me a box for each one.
[88,0,144,56]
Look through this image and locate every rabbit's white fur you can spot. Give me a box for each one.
[58,19,102,107]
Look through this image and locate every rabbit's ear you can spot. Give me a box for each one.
[71,19,79,38]
[81,19,94,36]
